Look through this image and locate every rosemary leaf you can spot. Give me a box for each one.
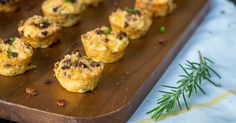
[147,51,221,121]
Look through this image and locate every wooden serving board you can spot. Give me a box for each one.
[0,0,210,122]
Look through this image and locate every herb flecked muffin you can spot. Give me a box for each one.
[0,0,20,13]
[0,37,36,76]
[81,26,129,63]
[18,15,61,48]
[80,0,102,8]
[42,0,84,27]
[54,52,104,93]
[135,0,176,17]
[109,8,152,39]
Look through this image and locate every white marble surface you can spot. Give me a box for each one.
[128,0,236,122]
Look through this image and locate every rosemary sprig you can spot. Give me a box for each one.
[147,51,221,120]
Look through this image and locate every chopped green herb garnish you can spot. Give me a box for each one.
[8,37,15,45]
[159,26,167,33]
[103,28,112,34]
[125,7,140,15]
[8,50,18,58]
[64,0,75,3]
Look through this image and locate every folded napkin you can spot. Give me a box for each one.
[128,0,236,122]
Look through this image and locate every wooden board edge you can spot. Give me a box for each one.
[0,0,211,122]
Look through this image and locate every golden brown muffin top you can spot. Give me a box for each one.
[42,0,84,15]
[109,7,152,29]
[54,52,104,79]
[81,26,129,53]
[0,37,33,62]
[18,15,61,39]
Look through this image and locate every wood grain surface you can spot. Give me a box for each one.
[0,0,210,122]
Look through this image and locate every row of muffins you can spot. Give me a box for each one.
[42,0,103,27]
[53,0,176,93]
[0,0,176,93]
[0,0,103,27]
[0,0,103,76]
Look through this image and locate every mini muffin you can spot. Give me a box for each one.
[109,8,152,39]
[54,52,104,93]
[81,26,129,63]
[0,37,36,76]
[0,0,20,13]
[80,0,102,8]
[42,0,84,27]
[18,15,61,48]
[135,0,176,17]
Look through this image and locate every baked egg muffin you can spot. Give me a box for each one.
[135,0,176,17]
[54,52,104,93]
[81,26,129,63]
[109,8,152,39]
[0,0,20,13]
[18,15,61,48]
[42,0,84,27]
[80,0,102,8]
[0,37,36,76]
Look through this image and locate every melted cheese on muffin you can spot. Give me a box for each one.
[42,0,84,27]
[18,15,61,48]
[81,26,129,63]
[135,0,176,17]
[54,52,104,93]
[0,37,35,76]
[0,0,20,13]
[109,8,152,39]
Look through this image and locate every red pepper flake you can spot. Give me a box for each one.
[2,38,8,44]
[44,79,53,85]
[56,99,66,107]
[158,39,165,44]
[104,38,109,42]
[25,87,38,96]
[85,90,95,95]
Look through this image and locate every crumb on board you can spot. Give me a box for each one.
[56,99,66,107]
[25,87,38,96]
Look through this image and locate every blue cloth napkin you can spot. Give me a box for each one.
[128,0,236,122]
